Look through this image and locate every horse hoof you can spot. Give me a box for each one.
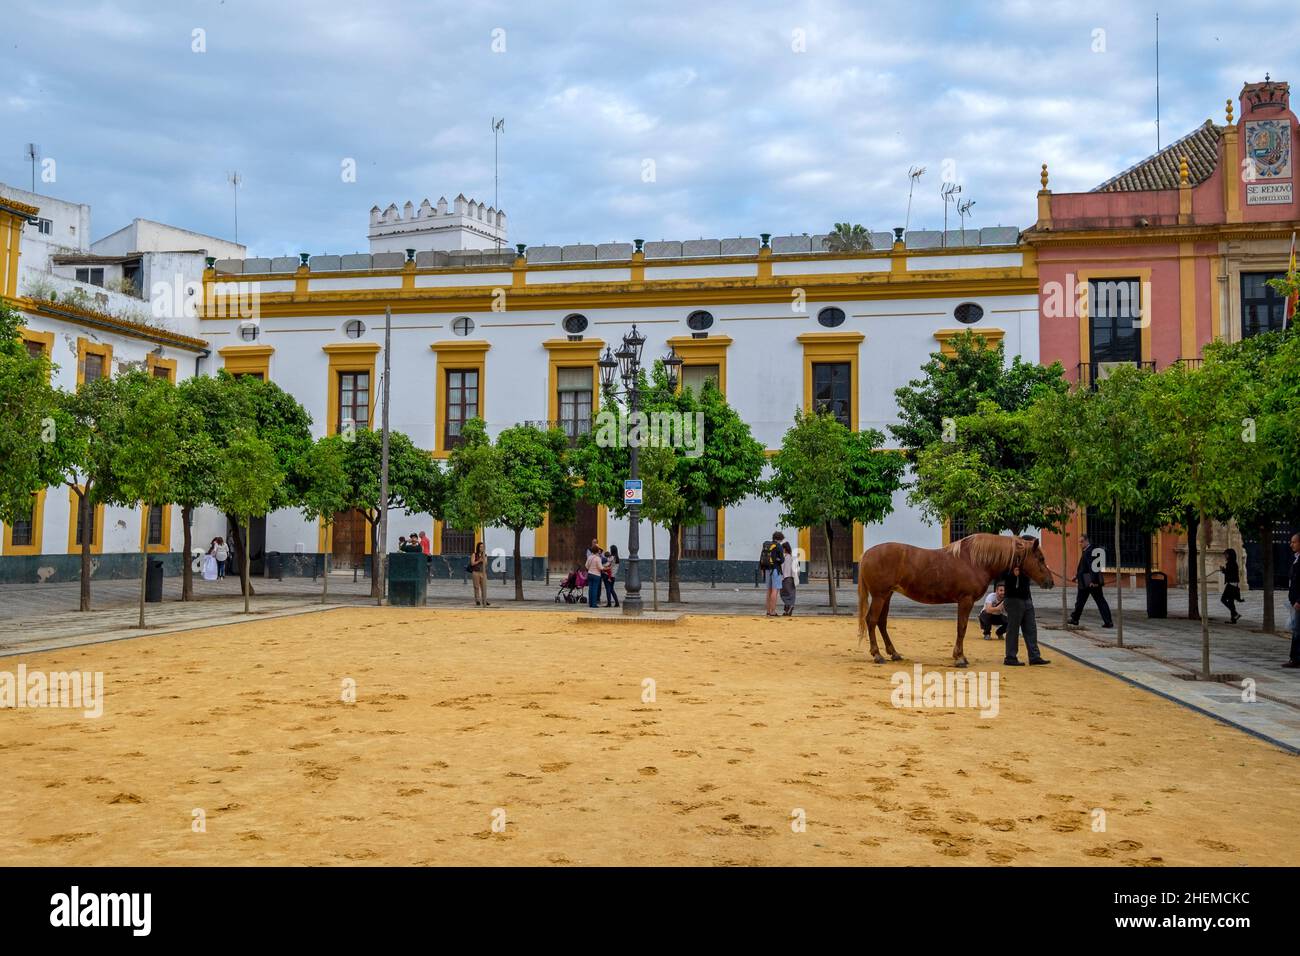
[872,654,886,664]
[890,654,904,662]
[955,659,968,668]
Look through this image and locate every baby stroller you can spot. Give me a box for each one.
[555,568,588,603]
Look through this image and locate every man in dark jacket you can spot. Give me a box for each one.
[1001,548,1049,667]
[1069,535,1114,628]
[1285,532,1300,669]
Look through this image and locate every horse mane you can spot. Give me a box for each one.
[945,533,1022,575]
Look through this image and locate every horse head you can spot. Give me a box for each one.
[1016,536,1055,589]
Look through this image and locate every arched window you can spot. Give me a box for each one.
[238,322,260,342]
[954,302,984,324]
[452,316,475,336]
[343,319,366,339]
[562,313,589,335]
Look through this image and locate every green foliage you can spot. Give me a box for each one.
[297,435,353,526]
[911,402,1056,534]
[215,431,282,521]
[824,223,872,252]
[495,423,574,533]
[443,418,508,535]
[0,304,58,523]
[95,371,185,510]
[335,426,442,525]
[769,409,905,533]
[890,331,1066,456]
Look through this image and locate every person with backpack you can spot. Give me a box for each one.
[761,531,786,616]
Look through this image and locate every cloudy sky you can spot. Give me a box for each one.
[5,0,1296,256]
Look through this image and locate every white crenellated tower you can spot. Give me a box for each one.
[367,193,507,253]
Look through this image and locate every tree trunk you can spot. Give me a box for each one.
[242,519,251,614]
[513,527,524,601]
[824,521,838,615]
[322,545,330,605]
[76,486,91,612]
[1260,517,1275,633]
[225,516,256,596]
[181,505,194,601]
[650,520,659,611]
[1198,510,1211,677]
[1061,524,1069,627]
[137,539,149,628]
[1185,509,1200,621]
[368,513,382,600]
[1113,499,1123,647]
[667,521,681,603]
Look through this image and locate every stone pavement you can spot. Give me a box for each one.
[2,570,1296,751]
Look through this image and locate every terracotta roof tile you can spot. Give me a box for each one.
[1092,121,1223,192]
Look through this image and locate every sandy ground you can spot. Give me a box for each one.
[1,608,1297,866]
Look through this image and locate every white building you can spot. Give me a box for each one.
[204,219,1035,578]
[0,189,233,582]
[2,182,1037,583]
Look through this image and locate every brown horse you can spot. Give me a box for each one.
[856,534,1054,667]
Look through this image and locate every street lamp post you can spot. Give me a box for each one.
[599,325,681,617]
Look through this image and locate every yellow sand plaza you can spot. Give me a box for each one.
[1,608,1297,866]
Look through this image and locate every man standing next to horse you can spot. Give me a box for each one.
[1001,537,1050,666]
[1068,535,1114,628]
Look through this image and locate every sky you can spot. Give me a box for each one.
[4,0,1297,256]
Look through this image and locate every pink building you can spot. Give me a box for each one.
[1024,76,1299,588]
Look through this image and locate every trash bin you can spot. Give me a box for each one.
[387,552,427,606]
[1146,570,1167,619]
[264,551,282,581]
[145,559,164,603]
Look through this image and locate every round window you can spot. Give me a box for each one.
[238,322,260,342]
[954,302,984,324]
[562,313,589,334]
[816,307,846,328]
[343,319,366,339]
[686,309,714,331]
[452,316,475,336]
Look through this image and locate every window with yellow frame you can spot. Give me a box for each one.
[3,489,45,555]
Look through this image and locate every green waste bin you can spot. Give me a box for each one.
[1146,570,1167,619]
[387,552,428,606]
[145,559,164,603]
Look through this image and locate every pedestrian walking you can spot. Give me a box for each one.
[207,537,229,579]
[1068,535,1113,628]
[602,546,620,607]
[469,541,489,607]
[1284,532,1300,670]
[979,582,1008,640]
[1002,538,1050,666]
[1219,548,1243,624]
[779,540,797,615]
[586,546,605,609]
[761,531,785,616]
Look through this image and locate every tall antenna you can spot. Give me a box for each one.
[904,166,926,235]
[1155,12,1161,151]
[957,198,976,246]
[940,182,961,247]
[491,117,505,251]
[227,171,242,244]
[25,143,39,192]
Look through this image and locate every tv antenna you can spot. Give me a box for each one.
[227,171,242,244]
[24,143,39,192]
[491,117,505,251]
[904,166,925,235]
[957,198,976,245]
[940,182,962,246]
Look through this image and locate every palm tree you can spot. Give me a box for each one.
[823,222,872,252]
